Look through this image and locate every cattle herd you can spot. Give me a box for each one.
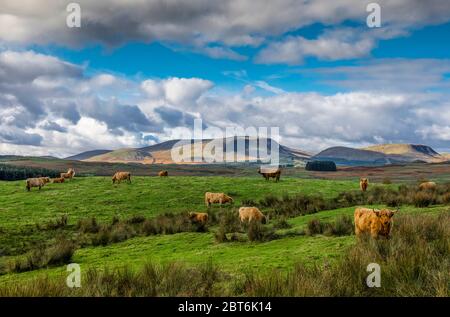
[24,167,439,240]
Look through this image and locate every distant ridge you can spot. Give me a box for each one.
[363,144,441,162]
[67,137,310,165]
[65,150,112,161]
[313,143,444,166]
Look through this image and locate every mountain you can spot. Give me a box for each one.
[363,144,443,163]
[65,150,112,161]
[70,137,310,165]
[313,144,445,166]
[313,147,394,166]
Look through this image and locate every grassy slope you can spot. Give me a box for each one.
[0,176,447,286]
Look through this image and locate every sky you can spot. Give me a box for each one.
[1,0,450,157]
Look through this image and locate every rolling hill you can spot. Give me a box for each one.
[68,137,311,165]
[363,144,443,163]
[313,144,446,166]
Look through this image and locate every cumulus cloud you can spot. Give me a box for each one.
[141,77,213,106]
[256,28,376,65]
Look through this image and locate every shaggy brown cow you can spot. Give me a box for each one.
[354,207,396,239]
[52,177,65,183]
[188,212,209,225]
[158,170,168,177]
[239,207,267,224]
[360,178,369,192]
[258,167,281,182]
[26,178,45,191]
[39,177,51,184]
[112,171,131,184]
[419,181,437,191]
[61,168,75,180]
[204,192,233,207]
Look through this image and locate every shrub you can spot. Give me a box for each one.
[441,192,450,205]
[46,238,75,266]
[127,214,146,224]
[39,214,68,230]
[412,191,435,207]
[273,217,291,230]
[8,237,75,273]
[306,219,324,236]
[91,226,112,246]
[330,215,354,236]
[77,217,100,233]
[382,177,392,185]
[247,220,277,242]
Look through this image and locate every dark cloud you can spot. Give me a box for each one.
[40,121,67,133]
[155,106,202,128]
[81,98,161,133]
[0,127,43,146]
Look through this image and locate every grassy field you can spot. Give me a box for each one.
[0,175,448,295]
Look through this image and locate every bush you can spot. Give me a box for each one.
[127,215,146,224]
[329,215,353,236]
[306,219,324,236]
[38,214,68,230]
[8,237,75,273]
[382,177,392,185]
[305,161,337,172]
[412,191,435,207]
[441,192,450,205]
[77,217,100,234]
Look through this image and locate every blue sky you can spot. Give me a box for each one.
[0,0,450,156]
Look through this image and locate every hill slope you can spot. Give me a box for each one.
[74,137,310,165]
[363,144,443,162]
[65,150,112,161]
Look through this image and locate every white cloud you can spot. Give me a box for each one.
[141,77,213,106]
[256,28,376,65]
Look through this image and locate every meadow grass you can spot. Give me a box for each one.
[0,176,448,296]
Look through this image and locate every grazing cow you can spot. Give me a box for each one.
[354,207,396,239]
[257,167,281,182]
[158,170,168,177]
[39,177,51,184]
[52,177,65,183]
[360,178,369,192]
[239,207,267,224]
[112,171,131,184]
[419,181,437,191]
[26,178,45,191]
[61,168,75,180]
[204,192,233,207]
[188,212,209,225]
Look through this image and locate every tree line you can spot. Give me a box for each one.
[0,164,60,181]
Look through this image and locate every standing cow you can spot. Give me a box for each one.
[61,168,75,180]
[239,207,267,224]
[419,181,437,191]
[354,207,396,239]
[158,170,168,177]
[112,172,132,184]
[26,178,46,191]
[258,167,281,182]
[360,178,369,192]
[204,192,233,207]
